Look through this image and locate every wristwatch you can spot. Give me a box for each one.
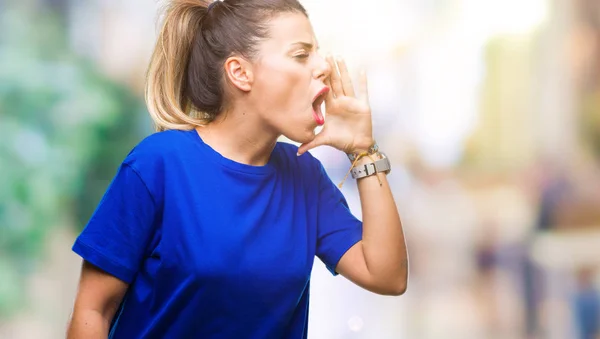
[350,152,391,179]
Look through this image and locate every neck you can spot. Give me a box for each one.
[195,106,278,167]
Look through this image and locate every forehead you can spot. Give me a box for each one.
[262,12,316,49]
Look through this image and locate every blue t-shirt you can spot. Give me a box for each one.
[72,129,363,338]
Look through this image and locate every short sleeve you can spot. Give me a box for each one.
[72,163,157,284]
[315,161,363,276]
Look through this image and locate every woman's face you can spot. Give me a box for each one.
[249,12,331,144]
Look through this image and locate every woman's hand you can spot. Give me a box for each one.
[297,56,374,156]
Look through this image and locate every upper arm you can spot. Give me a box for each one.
[335,241,406,296]
[334,241,374,290]
[311,159,404,295]
[313,161,363,275]
[72,162,159,284]
[72,260,129,321]
[68,150,161,335]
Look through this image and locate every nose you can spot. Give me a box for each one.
[313,54,331,81]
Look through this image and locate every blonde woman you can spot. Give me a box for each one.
[67,0,408,338]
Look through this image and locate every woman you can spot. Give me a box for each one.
[67,0,408,338]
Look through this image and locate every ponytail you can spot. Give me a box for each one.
[145,0,210,131]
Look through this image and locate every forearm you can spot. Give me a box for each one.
[67,309,111,339]
[355,155,408,291]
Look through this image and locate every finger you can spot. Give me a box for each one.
[357,69,369,104]
[324,78,334,103]
[297,133,327,156]
[336,57,355,98]
[327,55,343,98]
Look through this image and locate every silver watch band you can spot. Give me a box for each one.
[350,153,391,179]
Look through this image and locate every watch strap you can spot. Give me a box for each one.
[350,153,391,179]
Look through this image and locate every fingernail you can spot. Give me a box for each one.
[296,152,301,156]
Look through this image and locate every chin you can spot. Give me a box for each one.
[284,128,316,145]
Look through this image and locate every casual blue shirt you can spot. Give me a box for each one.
[72,129,363,338]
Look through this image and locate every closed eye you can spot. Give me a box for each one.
[294,53,310,60]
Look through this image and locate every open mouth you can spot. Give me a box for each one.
[312,87,330,126]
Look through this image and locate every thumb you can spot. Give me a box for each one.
[297,133,327,156]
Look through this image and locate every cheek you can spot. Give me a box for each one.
[274,76,305,108]
[257,64,309,110]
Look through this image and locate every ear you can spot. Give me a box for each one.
[224,56,253,92]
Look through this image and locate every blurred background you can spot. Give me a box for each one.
[1,0,599,338]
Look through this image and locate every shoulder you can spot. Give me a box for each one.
[117,129,196,202]
[274,141,323,172]
[275,143,346,202]
[274,142,333,190]
[124,129,196,170]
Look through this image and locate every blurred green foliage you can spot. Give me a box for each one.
[0,3,148,317]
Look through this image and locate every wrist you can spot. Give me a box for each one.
[349,152,391,183]
[354,152,383,166]
[348,138,375,155]
[346,140,378,162]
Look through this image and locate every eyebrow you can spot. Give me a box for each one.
[290,41,319,51]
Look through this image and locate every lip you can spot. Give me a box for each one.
[312,86,330,103]
[311,86,330,126]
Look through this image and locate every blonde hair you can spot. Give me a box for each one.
[145,0,308,132]
[145,1,209,132]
